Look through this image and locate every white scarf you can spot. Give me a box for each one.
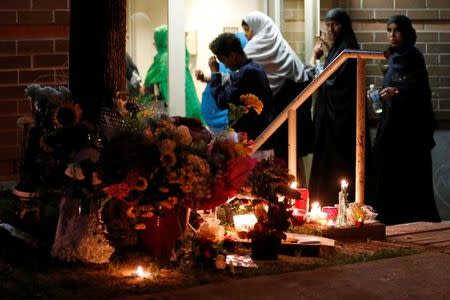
[243,11,308,95]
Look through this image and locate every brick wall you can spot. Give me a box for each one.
[0,0,70,181]
[283,0,450,121]
[283,0,306,61]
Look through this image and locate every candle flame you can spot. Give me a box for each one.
[134,266,151,278]
[136,266,145,277]
[290,181,298,189]
[340,179,348,189]
[311,201,320,210]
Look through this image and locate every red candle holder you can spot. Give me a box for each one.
[294,188,309,210]
[322,206,338,221]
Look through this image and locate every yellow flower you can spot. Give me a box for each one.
[240,93,263,115]
[141,211,154,218]
[133,176,148,191]
[158,186,170,193]
[127,207,137,219]
[159,138,177,155]
[161,200,174,210]
[176,125,192,145]
[135,223,146,230]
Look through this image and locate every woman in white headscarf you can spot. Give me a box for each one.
[242,11,313,161]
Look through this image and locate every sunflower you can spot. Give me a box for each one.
[52,101,82,128]
[126,206,137,219]
[133,176,148,191]
[134,223,146,230]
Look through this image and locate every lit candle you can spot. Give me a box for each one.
[233,213,257,232]
[134,266,151,279]
[336,179,349,227]
[340,179,348,193]
[355,217,364,228]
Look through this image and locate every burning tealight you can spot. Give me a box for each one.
[233,213,257,232]
[290,181,298,189]
[134,266,151,279]
[309,201,328,222]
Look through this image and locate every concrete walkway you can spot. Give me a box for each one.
[121,250,450,300]
[119,222,450,300]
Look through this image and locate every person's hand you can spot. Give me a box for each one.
[194,69,205,81]
[380,87,399,100]
[313,40,324,60]
[208,56,219,73]
[194,69,210,82]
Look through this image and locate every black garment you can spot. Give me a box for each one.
[273,79,313,160]
[126,53,142,97]
[210,59,274,146]
[309,18,361,206]
[373,45,440,225]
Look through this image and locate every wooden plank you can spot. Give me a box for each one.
[322,222,386,241]
[386,221,450,237]
[416,237,450,245]
[390,229,450,243]
[426,241,450,248]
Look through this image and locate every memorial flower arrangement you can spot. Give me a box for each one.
[100,107,257,231]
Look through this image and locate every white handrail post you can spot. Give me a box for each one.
[288,108,297,180]
[355,56,366,205]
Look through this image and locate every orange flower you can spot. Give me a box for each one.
[240,93,263,115]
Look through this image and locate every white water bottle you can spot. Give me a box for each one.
[315,59,324,77]
[369,84,382,114]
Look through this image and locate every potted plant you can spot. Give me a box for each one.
[246,158,300,260]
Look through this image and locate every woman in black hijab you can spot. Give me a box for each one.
[309,8,360,206]
[373,15,440,225]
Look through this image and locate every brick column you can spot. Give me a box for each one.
[0,0,70,181]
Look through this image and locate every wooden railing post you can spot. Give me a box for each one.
[288,108,297,180]
[251,50,385,200]
[355,56,366,204]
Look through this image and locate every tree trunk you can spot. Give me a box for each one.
[69,0,126,123]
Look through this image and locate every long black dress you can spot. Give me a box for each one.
[373,45,440,225]
[309,35,360,206]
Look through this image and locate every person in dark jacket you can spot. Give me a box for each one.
[372,15,440,225]
[208,33,274,148]
[309,8,360,206]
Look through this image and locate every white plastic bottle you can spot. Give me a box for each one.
[369,84,382,114]
[315,59,324,77]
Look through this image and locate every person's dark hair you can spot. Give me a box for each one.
[387,15,416,48]
[209,33,245,56]
[325,8,357,46]
[241,20,248,27]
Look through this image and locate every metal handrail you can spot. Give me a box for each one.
[251,49,386,205]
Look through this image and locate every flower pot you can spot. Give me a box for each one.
[251,234,282,260]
